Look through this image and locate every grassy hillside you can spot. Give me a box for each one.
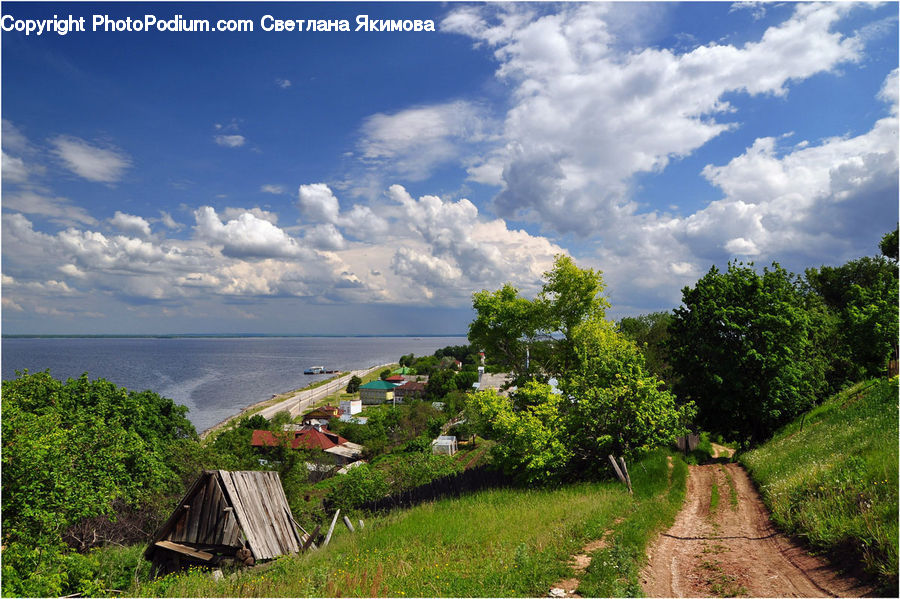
[741,378,899,594]
[134,450,686,597]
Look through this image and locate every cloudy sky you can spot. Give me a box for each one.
[2,1,897,335]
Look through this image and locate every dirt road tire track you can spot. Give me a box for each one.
[642,463,874,597]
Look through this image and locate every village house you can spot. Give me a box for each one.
[358,379,395,404]
[394,380,426,402]
[251,426,363,464]
[300,405,340,428]
[339,397,362,415]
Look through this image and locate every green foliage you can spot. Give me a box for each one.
[468,383,572,484]
[741,378,899,594]
[617,310,674,386]
[346,374,362,394]
[880,225,898,261]
[326,464,391,512]
[379,368,392,380]
[536,255,611,374]
[805,255,898,388]
[425,368,456,400]
[564,321,694,470]
[468,283,538,381]
[669,262,823,445]
[453,369,478,392]
[1,371,197,596]
[469,255,610,384]
[326,452,463,512]
[433,344,479,365]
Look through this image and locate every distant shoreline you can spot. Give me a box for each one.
[2,334,467,339]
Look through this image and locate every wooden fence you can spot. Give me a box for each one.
[327,465,512,514]
[675,433,700,453]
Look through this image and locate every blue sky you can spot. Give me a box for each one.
[2,1,897,335]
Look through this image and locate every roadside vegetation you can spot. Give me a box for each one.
[741,378,899,594]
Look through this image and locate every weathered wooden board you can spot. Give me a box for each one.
[155,540,214,561]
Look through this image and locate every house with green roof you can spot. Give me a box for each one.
[359,379,395,405]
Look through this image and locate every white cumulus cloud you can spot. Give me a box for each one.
[110,211,152,238]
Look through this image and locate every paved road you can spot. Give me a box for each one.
[256,363,393,421]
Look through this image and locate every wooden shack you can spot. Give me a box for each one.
[145,470,308,574]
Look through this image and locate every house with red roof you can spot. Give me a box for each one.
[251,426,362,464]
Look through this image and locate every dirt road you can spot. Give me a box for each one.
[642,462,873,597]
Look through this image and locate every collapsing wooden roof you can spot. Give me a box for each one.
[145,470,303,565]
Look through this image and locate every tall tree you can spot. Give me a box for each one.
[805,255,899,386]
[668,262,824,445]
[468,255,608,383]
[563,320,692,472]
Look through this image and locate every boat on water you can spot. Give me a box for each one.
[304,366,339,375]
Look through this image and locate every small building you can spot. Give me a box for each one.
[384,374,406,385]
[358,380,395,404]
[251,427,362,464]
[394,380,426,402]
[432,435,458,456]
[144,470,308,575]
[301,406,340,428]
[339,398,362,415]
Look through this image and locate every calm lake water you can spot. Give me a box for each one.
[1,336,466,432]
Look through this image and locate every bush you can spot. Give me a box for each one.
[326,464,389,512]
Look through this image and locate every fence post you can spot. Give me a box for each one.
[343,515,355,533]
[323,509,340,547]
[617,456,633,495]
[608,454,626,484]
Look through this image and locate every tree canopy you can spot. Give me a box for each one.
[466,257,688,483]
[468,255,609,384]
[668,262,823,445]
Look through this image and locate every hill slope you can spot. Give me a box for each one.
[741,378,899,594]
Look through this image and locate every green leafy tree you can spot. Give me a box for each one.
[536,255,610,374]
[468,382,572,484]
[1,371,198,596]
[346,375,362,394]
[669,262,824,445]
[805,255,899,387]
[563,321,692,472]
[468,255,609,383]
[617,311,674,386]
[468,283,538,380]
[425,368,457,400]
[379,368,392,380]
[880,225,898,261]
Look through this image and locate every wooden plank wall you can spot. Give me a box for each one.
[218,470,301,560]
[167,472,241,548]
[156,470,301,562]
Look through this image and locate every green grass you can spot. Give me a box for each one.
[709,477,720,514]
[133,450,687,597]
[741,378,899,594]
[720,465,738,510]
[577,451,688,597]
